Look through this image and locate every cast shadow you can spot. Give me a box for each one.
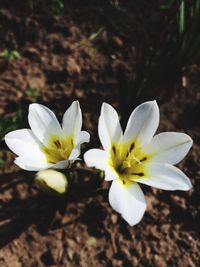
[0,166,106,248]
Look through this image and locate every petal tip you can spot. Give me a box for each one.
[145,100,159,110]
[152,99,159,109]
[85,133,90,143]
[100,102,118,118]
[187,135,193,145]
[14,157,23,169]
[102,102,108,106]
[179,132,193,148]
[183,178,193,191]
[83,150,91,165]
[101,102,108,111]
[29,103,39,110]
[28,103,43,117]
[122,201,147,226]
[4,132,10,140]
[72,100,80,107]
[101,102,112,112]
[4,133,12,146]
[70,100,81,115]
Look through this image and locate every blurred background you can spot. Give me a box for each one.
[0,1,199,266]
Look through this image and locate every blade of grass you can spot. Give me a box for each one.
[89,27,105,41]
[178,0,185,34]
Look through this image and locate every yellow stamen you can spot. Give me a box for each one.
[109,140,151,184]
[132,154,141,164]
[122,160,131,169]
[42,135,73,164]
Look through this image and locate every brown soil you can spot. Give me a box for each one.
[0,2,199,267]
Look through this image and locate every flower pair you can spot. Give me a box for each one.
[5,100,192,226]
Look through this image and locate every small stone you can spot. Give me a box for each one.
[112,36,124,47]
[111,214,118,224]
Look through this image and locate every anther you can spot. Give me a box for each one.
[112,146,116,155]
[131,172,144,177]
[140,157,147,162]
[130,142,135,152]
[126,142,135,157]
[54,140,61,149]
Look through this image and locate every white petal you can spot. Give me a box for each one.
[84,149,109,170]
[75,131,90,146]
[15,152,50,171]
[109,180,147,226]
[15,153,70,171]
[69,146,81,160]
[123,101,159,146]
[69,131,90,160]
[142,132,193,165]
[28,103,63,145]
[98,103,123,151]
[84,148,118,181]
[50,159,70,169]
[104,167,119,181]
[5,129,41,156]
[134,162,192,191]
[62,101,82,141]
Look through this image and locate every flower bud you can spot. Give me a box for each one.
[35,169,68,195]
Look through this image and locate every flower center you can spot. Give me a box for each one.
[42,135,73,164]
[109,142,149,184]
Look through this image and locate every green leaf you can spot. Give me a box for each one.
[0,108,27,139]
[51,0,64,16]
[25,87,40,99]
[0,49,20,60]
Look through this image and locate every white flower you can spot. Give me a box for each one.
[5,101,90,171]
[84,101,192,226]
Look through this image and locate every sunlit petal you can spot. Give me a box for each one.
[123,101,159,145]
[98,103,123,151]
[5,129,41,156]
[109,179,147,226]
[75,131,90,146]
[62,101,82,141]
[104,167,119,181]
[84,148,118,181]
[28,103,63,145]
[69,146,81,160]
[84,148,109,170]
[15,152,50,171]
[50,159,70,169]
[134,162,192,190]
[143,132,193,165]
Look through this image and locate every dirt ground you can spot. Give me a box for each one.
[0,1,199,266]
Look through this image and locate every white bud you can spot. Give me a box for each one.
[35,169,68,195]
